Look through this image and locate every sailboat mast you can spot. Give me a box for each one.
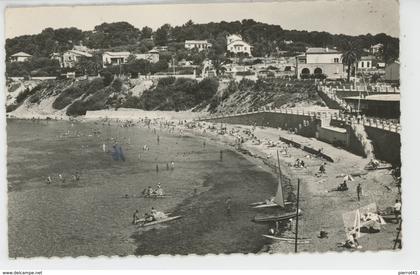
[275,150,285,207]
[295,178,301,253]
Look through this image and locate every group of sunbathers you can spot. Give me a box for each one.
[293,158,305,168]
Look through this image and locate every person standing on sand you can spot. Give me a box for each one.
[225,196,232,216]
[132,210,140,225]
[156,164,159,173]
[394,199,402,222]
[157,135,160,145]
[46,176,52,185]
[220,150,223,162]
[102,143,106,153]
[356,183,362,201]
[319,163,326,174]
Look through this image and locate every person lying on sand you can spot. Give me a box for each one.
[328,180,348,192]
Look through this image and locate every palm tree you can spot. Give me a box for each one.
[341,41,362,82]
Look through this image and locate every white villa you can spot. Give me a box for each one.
[370,43,383,55]
[102,51,131,67]
[134,52,159,63]
[357,56,374,70]
[10,52,32,62]
[102,50,160,68]
[295,47,344,79]
[226,34,252,56]
[184,40,212,51]
[62,50,93,68]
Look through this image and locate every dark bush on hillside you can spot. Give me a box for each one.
[66,100,86,116]
[83,78,105,97]
[66,83,116,116]
[236,71,255,76]
[6,104,19,113]
[52,86,84,110]
[121,95,142,109]
[15,85,41,103]
[101,71,114,86]
[111,78,123,91]
[139,77,218,111]
[156,77,176,87]
[28,94,41,104]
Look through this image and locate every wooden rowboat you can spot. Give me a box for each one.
[137,215,182,227]
[252,209,302,223]
[262,235,311,244]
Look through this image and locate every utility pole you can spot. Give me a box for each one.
[294,178,301,253]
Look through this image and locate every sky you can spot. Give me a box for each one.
[4,0,400,39]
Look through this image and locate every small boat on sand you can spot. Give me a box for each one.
[136,214,182,227]
[253,209,302,223]
[262,234,311,244]
[250,200,291,209]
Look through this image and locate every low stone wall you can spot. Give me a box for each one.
[203,111,318,138]
[201,111,401,165]
[365,126,401,166]
[316,125,348,148]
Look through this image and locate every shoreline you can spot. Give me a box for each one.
[7,109,400,254]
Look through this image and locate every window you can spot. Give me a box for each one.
[361,62,364,68]
[333,58,339,63]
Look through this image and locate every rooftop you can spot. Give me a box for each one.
[306,47,340,54]
[185,40,210,44]
[103,51,130,57]
[67,50,92,57]
[360,56,375,61]
[11,52,31,57]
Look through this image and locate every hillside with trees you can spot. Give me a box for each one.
[6,19,399,62]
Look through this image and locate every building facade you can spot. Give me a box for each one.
[102,52,131,67]
[9,52,32,62]
[295,47,344,79]
[370,43,383,55]
[62,50,93,68]
[135,52,159,63]
[184,40,212,51]
[385,61,400,82]
[226,34,252,56]
[357,56,374,70]
[102,50,160,68]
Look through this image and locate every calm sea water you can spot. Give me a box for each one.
[7,119,278,257]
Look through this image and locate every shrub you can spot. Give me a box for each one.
[29,94,41,104]
[15,85,40,103]
[101,71,114,86]
[52,86,84,110]
[66,100,86,116]
[6,104,19,113]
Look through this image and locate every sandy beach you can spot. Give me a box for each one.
[7,108,401,254]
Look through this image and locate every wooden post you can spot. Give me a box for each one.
[295,178,301,253]
[393,218,402,250]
